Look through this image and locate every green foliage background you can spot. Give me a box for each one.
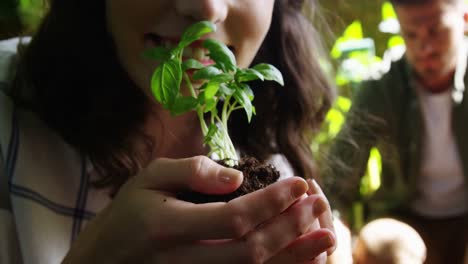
[0,0,408,230]
[0,0,46,39]
[321,0,391,57]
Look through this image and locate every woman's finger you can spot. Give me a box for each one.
[266,228,335,264]
[152,177,310,241]
[135,156,243,194]
[153,195,328,264]
[306,179,336,255]
[240,194,327,261]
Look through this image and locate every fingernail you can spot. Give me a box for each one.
[310,179,326,197]
[317,234,334,250]
[311,179,320,191]
[292,179,308,198]
[219,169,242,184]
[306,179,314,195]
[313,198,327,216]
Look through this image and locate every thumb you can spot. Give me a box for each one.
[135,156,243,194]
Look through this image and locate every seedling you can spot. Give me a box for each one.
[144,21,283,166]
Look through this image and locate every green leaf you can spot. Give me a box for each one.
[326,109,345,138]
[382,2,397,21]
[235,68,264,83]
[233,87,254,122]
[330,36,346,59]
[344,20,363,40]
[179,21,216,49]
[151,58,182,108]
[211,73,234,83]
[241,84,254,100]
[193,66,222,80]
[219,83,235,96]
[197,88,218,113]
[203,39,237,72]
[170,96,198,116]
[361,147,382,197]
[143,46,172,61]
[388,35,405,49]
[204,124,219,145]
[204,98,217,113]
[336,96,352,112]
[252,63,284,86]
[183,59,205,71]
[204,81,220,100]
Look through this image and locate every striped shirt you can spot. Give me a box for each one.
[0,38,295,264]
[0,38,112,264]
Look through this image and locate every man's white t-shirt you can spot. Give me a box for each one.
[412,85,468,218]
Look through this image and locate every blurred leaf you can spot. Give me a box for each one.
[19,0,47,31]
[360,147,382,197]
[382,2,397,21]
[204,81,220,100]
[183,59,205,71]
[330,21,364,59]
[336,96,352,112]
[211,73,233,83]
[331,39,345,59]
[388,35,405,48]
[143,46,172,61]
[219,83,235,96]
[193,66,222,80]
[344,21,363,40]
[326,109,345,138]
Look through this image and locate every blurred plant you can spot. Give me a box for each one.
[314,20,382,162]
[330,21,382,94]
[18,0,47,33]
[379,1,399,34]
[315,1,408,231]
[311,95,351,158]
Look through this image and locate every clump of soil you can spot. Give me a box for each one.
[177,156,280,203]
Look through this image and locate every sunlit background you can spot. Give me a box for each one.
[1,0,467,233]
[0,0,424,231]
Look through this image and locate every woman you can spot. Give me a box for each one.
[0,0,336,263]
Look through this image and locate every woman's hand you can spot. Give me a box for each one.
[264,179,337,264]
[63,156,335,264]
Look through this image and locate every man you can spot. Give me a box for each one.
[326,0,468,263]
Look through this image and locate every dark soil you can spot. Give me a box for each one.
[177,156,280,203]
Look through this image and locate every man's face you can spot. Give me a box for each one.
[395,0,467,82]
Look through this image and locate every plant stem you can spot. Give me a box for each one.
[183,72,208,133]
[183,71,238,165]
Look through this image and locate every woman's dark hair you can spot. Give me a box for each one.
[12,0,335,193]
[231,0,335,181]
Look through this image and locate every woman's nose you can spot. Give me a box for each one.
[175,0,228,24]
